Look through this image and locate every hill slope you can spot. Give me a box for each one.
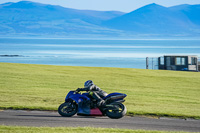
[0,1,200,37]
[169,4,200,25]
[0,1,124,36]
[103,3,200,36]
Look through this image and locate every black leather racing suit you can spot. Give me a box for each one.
[78,84,108,106]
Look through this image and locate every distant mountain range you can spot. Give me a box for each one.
[0,1,200,38]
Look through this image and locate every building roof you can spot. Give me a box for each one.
[163,55,198,57]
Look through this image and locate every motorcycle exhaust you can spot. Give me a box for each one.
[105,94,126,102]
[115,99,125,103]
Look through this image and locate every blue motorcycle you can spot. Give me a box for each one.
[58,90,127,119]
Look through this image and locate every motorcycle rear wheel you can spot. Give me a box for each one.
[58,100,77,117]
[106,102,127,119]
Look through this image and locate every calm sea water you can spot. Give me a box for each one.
[0,38,200,69]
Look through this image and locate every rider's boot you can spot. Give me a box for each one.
[97,100,106,107]
[92,92,106,107]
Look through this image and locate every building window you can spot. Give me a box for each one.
[181,58,185,65]
[176,57,185,65]
[160,57,164,65]
[191,57,196,65]
[171,57,175,65]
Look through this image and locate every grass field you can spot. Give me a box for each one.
[0,125,194,133]
[0,63,200,119]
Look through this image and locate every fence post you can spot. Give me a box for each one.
[146,57,149,69]
[196,57,199,72]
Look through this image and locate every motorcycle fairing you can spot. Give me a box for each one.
[65,91,75,100]
[70,94,90,103]
[90,108,102,116]
[65,91,90,103]
[65,91,91,115]
[76,93,103,116]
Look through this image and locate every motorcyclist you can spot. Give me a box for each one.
[76,80,108,107]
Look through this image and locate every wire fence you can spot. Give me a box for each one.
[146,57,159,70]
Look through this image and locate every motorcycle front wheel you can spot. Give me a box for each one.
[58,100,78,117]
[106,102,127,119]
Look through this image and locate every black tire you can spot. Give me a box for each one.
[106,102,127,119]
[58,100,78,117]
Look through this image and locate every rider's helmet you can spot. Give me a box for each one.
[84,80,93,88]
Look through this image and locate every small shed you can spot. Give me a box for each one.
[158,55,199,71]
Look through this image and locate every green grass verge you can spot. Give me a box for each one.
[0,63,200,119]
[0,125,194,133]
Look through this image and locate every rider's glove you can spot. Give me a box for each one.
[76,88,81,92]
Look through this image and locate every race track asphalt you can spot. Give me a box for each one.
[0,110,200,132]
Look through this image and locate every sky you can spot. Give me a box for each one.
[0,0,200,12]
